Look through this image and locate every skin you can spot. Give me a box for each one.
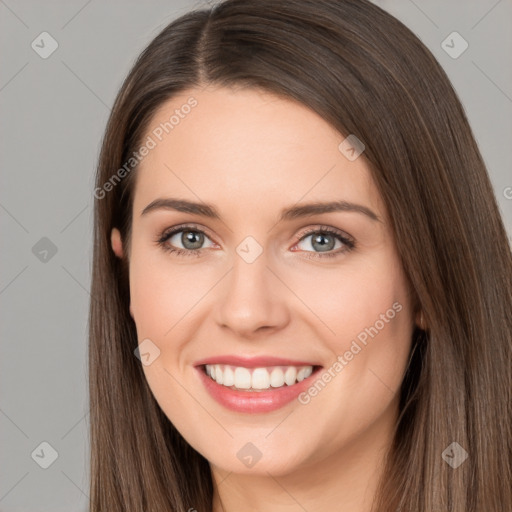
[111,85,422,512]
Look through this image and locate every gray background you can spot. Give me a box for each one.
[1,1,511,510]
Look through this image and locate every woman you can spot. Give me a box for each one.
[88,0,512,510]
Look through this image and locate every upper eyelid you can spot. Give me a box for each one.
[160,223,213,239]
[295,224,352,240]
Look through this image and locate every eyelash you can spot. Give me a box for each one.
[155,223,356,260]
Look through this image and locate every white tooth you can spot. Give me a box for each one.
[214,364,223,385]
[284,366,297,386]
[206,364,313,389]
[234,367,251,389]
[251,368,270,389]
[270,367,285,387]
[223,366,234,386]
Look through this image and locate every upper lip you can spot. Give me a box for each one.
[194,355,321,368]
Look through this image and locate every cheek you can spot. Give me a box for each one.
[293,251,414,400]
[289,263,413,453]
[289,250,412,341]
[128,245,215,339]
[128,265,172,339]
[127,250,205,427]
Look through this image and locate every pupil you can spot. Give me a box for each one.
[313,233,334,252]
[182,231,203,250]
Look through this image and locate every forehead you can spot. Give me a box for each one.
[131,86,383,221]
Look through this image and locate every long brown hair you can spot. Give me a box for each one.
[88,0,512,510]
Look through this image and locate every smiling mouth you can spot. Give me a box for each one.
[202,364,322,392]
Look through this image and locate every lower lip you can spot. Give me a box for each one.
[196,366,321,413]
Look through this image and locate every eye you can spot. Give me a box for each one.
[293,226,355,259]
[157,224,215,257]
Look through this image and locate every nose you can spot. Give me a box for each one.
[214,248,290,338]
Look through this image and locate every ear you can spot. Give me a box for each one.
[111,228,124,259]
[415,310,427,331]
[111,228,134,319]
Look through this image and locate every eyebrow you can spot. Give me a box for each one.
[140,198,381,223]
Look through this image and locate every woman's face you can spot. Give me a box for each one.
[111,86,417,478]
